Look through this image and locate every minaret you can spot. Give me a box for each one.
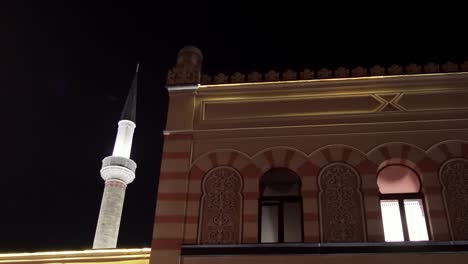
[93,64,139,249]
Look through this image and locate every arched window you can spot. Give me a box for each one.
[377,164,429,242]
[259,168,303,243]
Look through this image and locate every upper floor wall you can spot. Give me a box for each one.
[165,48,468,149]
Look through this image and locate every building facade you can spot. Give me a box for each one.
[151,47,468,264]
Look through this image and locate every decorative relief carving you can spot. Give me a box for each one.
[300,68,315,79]
[201,74,212,84]
[317,68,332,79]
[265,70,280,81]
[369,65,385,76]
[405,63,422,74]
[442,61,459,72]
[167,69,200,85]
[248,71,262,82]
[461,61,468,72]
[167,46,203,85]
[199,167,242,244]
[213,73,228,84]
[230,72,245,83]
[283,69,297,80]
[335,67,349,78]
[388,64,403,75]
[319,163,365,242]
[352,66,367,77]
[440,159,468,240]
[424,62,440,73]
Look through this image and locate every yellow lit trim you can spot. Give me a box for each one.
[199,72,468,88]
[0,248,150,258]
[0,255,149,263]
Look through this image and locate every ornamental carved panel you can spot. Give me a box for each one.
[199,167,243,244]
[440,159,468,240]
[319,163,365,242]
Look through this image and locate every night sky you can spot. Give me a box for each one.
[2,2,468,252]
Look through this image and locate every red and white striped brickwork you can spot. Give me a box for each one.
[150,140,468,264]
[150,133,193,264]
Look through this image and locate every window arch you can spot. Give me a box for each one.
[199,167,243,244]
[377,164,430,242]
[259,168,303,243]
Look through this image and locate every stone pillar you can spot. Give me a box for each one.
[150,46,202,264]
[150,133,193,264]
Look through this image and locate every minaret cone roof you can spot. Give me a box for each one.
[120,63,138,123]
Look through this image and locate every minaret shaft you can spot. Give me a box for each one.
[93,180,127,248]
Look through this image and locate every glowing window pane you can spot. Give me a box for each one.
[404,199,429,241]
[381,200,404,242]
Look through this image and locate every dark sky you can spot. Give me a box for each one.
[2,2,468,252]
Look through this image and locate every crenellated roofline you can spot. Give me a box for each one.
[165,46,468,86]
[199,61,468,85]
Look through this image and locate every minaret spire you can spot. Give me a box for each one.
[93,63,139,249]
[120,63,138,123]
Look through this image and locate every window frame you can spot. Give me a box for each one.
[379,192,431,241]
[258,195,304,243]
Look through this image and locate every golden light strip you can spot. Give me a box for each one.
[0,248,150,259]
[199,72,468,88]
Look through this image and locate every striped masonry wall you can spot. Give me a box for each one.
[150,140,468,264]
[150,133,193,264]
[239,162,260,244]
[295,158,319,242]
[356,158,382,242]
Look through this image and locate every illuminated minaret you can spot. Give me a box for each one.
[93,64,139,249]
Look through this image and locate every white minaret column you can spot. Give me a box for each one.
[93,64,139,249]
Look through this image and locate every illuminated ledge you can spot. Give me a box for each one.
[181,241,468,255]
[0,248,150,263]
